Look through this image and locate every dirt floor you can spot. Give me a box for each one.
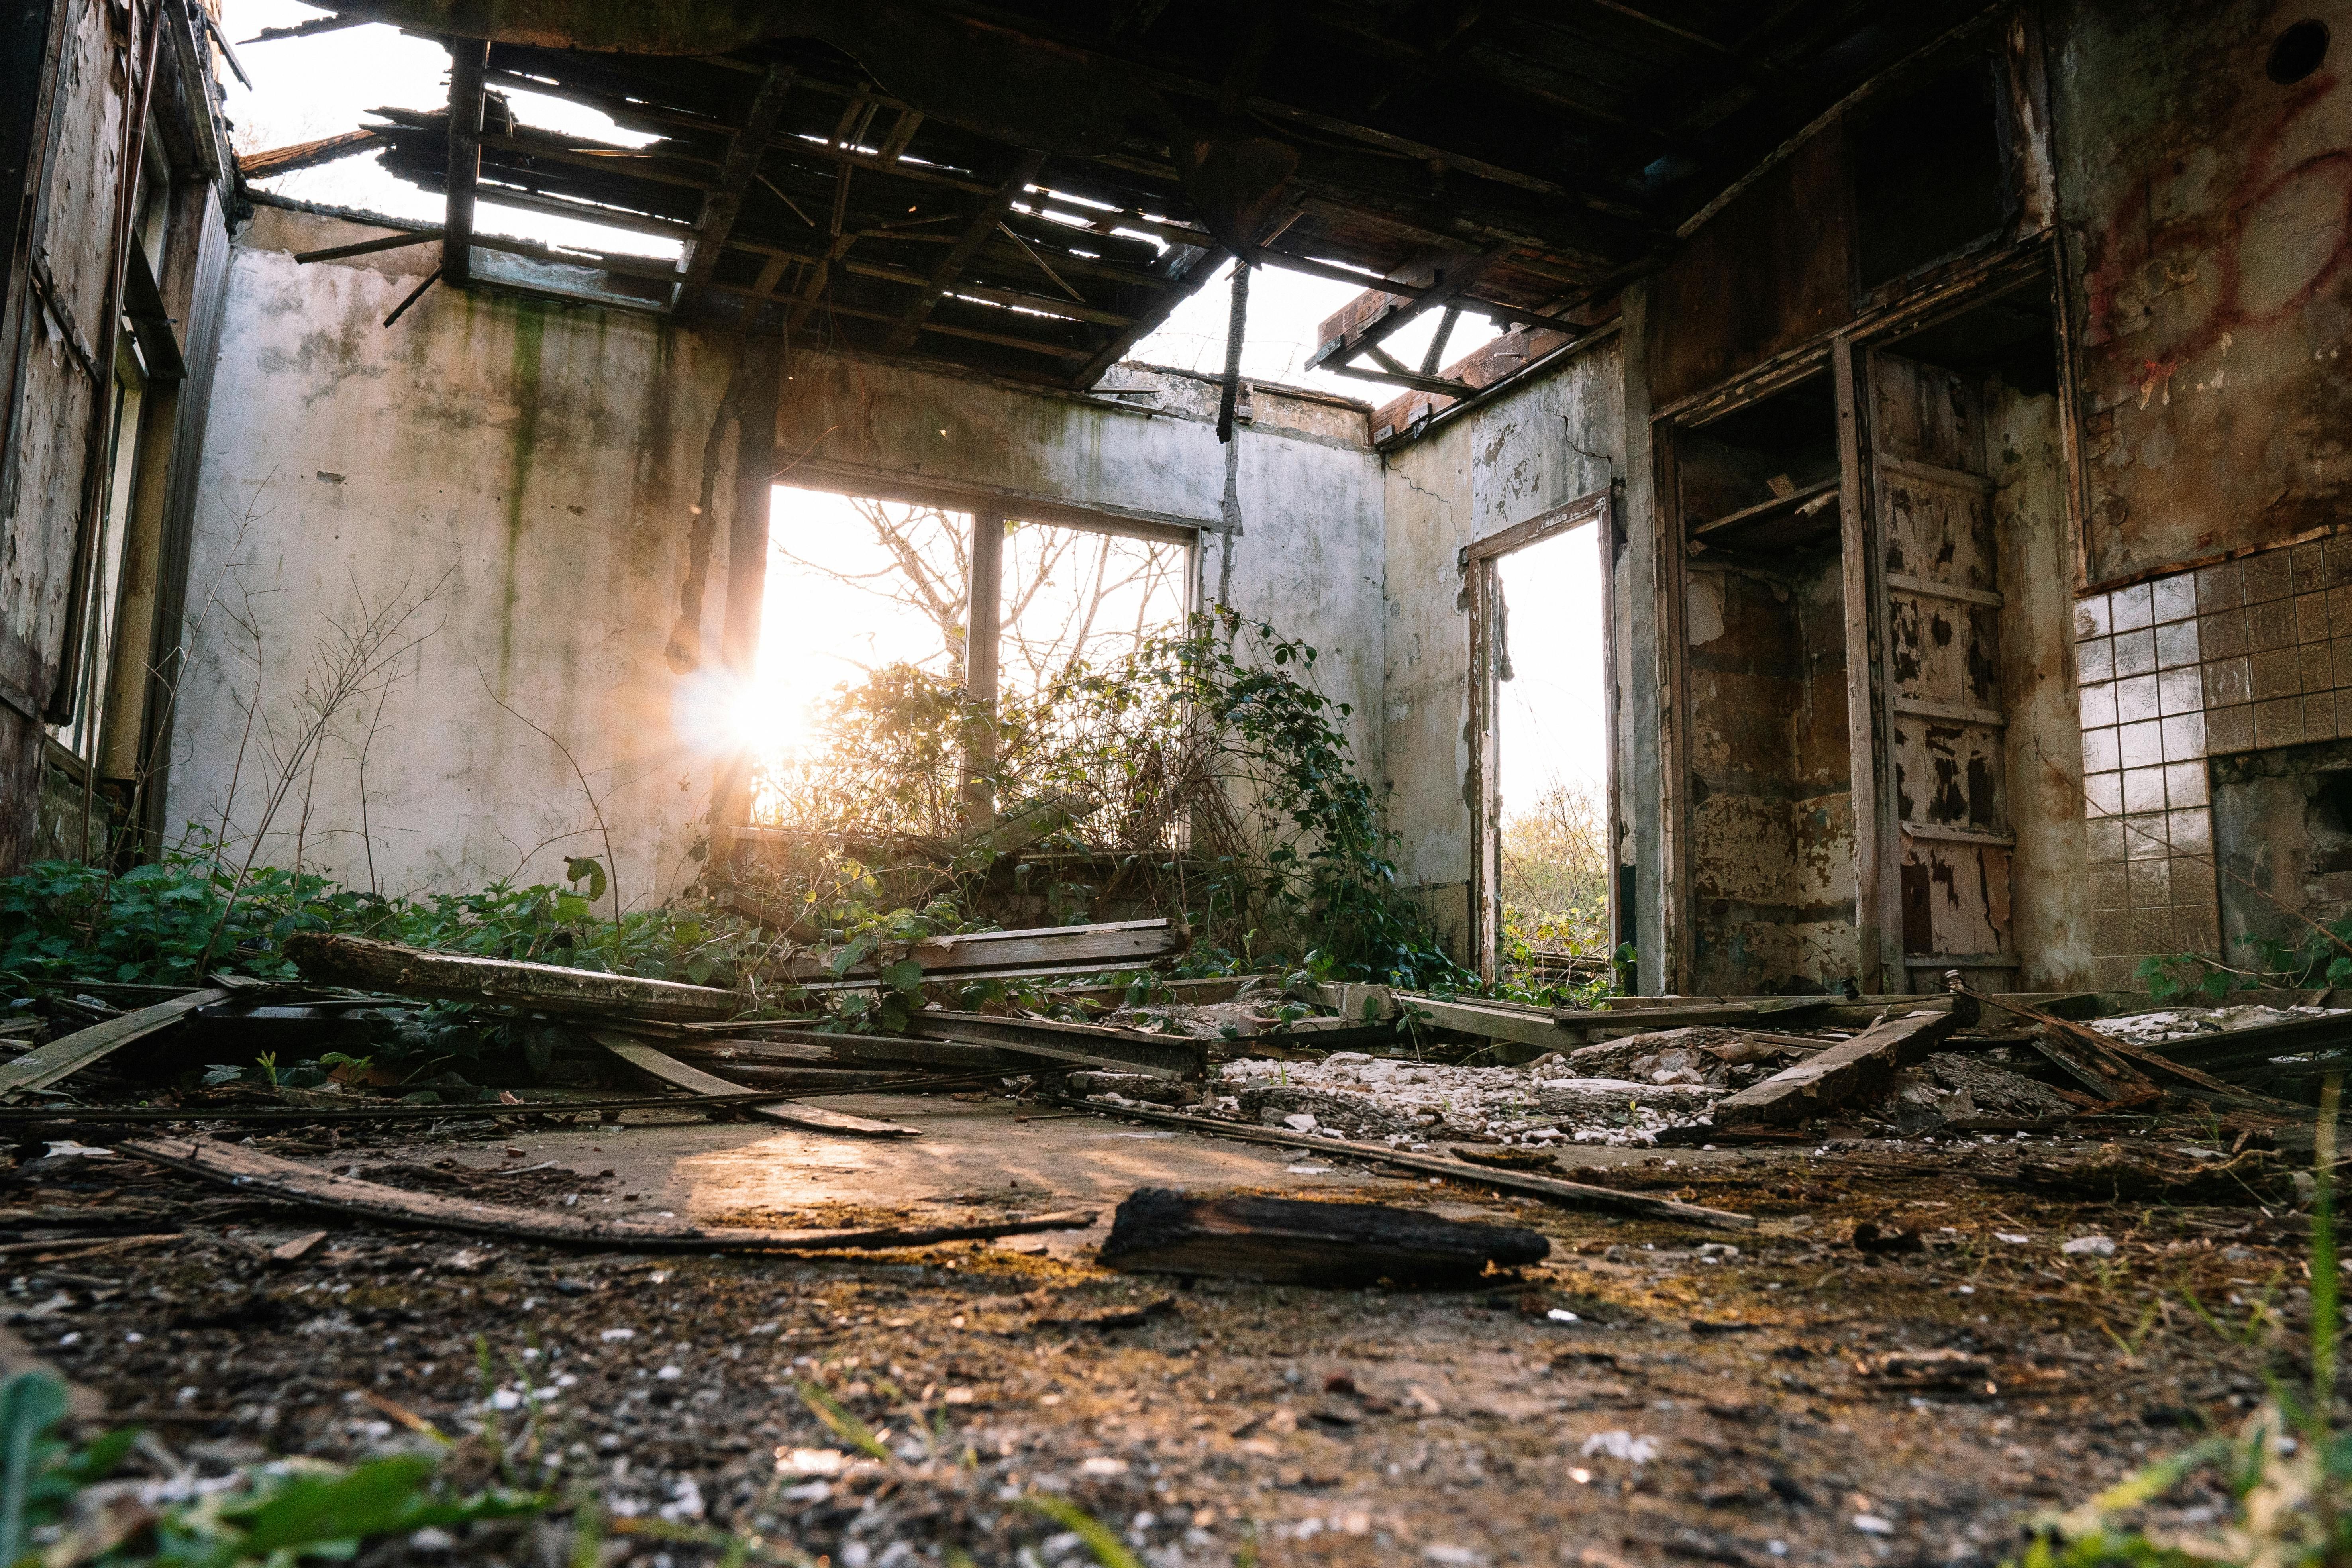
[12,1095,2316,1567]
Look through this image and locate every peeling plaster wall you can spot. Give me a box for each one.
[1376,340,1624,955]
[2058,0,2352,584]
[1991,382,2096,989]
[171,214,745,907]
[173,210,1384,903]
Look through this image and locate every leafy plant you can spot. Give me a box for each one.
[0,1370,541,1565]
[2008,1078,2349,1566]
[753,610,1474,989]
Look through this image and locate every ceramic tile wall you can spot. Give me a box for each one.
[2073,538,2347,989]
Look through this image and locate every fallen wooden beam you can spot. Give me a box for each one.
[1322,987,1834,1049]
[1964,988,2266,1102]
[1099,1187,1548,1287]
[121,1136,1093,1252]
[914,1010,1204,1080]
[2149,1012,2352,1073]
[283,933,741,1022]
[592,1032,916,1137]
[0,987,233,1101]
[777,917,1181,983]
[1051,1098,1754,1231]
[1709,998,1978,1128]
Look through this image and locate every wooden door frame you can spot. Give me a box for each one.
[1462,488,1614,981]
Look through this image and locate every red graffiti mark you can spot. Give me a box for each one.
[2083,65,2352,364]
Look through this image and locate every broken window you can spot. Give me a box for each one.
[745,485,1189,833]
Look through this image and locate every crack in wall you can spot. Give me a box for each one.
[667,341,754,674]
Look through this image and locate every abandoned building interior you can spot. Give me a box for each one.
[3,0,2352,1562]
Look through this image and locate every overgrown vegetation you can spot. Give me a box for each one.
[2008,1082,2349,1566]
[2138,912,2352,1002]
[1495,779,1619,1003]
[751,609,1477,991]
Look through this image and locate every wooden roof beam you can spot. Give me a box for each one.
[1303,246,1507,373]
[443,38,489,286]
[883,150,1048,354]
[1246,246,1565,335]
[674,63,794,318]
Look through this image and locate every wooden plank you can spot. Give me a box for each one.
[593,1033,917,1137]
[2148,1013,2352,1073]
[1053,1097,1754,1231]
[1710,999,1976,1127]
[0,987,231,1101]
[443,39,488,287]
[237,127,381,179]
[777,917,1181,983]
[674,63,794,318]
[282,933,741,1022]
[121,1136,1091,1252]
[1099,1188,1548,1287]
[912,1012,1203,1080]
[883,150,1046,353]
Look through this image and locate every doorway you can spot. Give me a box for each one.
[1467,491,1614,989]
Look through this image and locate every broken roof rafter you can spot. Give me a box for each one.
[672,61,797,318]
[251,1,1994,387]
[884,149,1051,352]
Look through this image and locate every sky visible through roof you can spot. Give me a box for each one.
[222,0,1608,812]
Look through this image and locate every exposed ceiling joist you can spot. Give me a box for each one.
[673,63,796,318]
[884,150,1048,353]
[1304,246,1507,373]
[441,38,488,287]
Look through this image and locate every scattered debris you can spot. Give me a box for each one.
[1712,995,1977,1127]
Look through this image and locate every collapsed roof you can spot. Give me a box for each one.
[290,0,1992,390]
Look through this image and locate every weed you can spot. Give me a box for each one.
[2011,1077,2349,1565]
[1024,1494,1144,1568]
[0,1368,541,1565]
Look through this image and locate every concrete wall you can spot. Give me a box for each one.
[171,211,750,908]
[171,210,1385,905]
[2056,0,2352,586]
[1376,338,1624,954]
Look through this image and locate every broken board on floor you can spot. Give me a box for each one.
[592,1032,918,1137]
[1099,1187,1548,1287]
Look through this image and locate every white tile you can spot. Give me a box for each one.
[2122,765,2168,813]
[2080,680,2118,728]
[2116,674,2162,723]
[2119,718,2165,768]
[2152,573,2199,625]
[2158,666,2204,716]
[2113,628,2159,678]
[2075,594,2112,641]
[2163,761,2209,807]
[2161,711,2207,761]
[2081,726,2121,773]
[2112,580,2156,632]
[2155,618,2201,669]
[2168,807,2213,856]
[2077,638,2114,685]
[2084,771,2123,817]
[2124,811,2172,858]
